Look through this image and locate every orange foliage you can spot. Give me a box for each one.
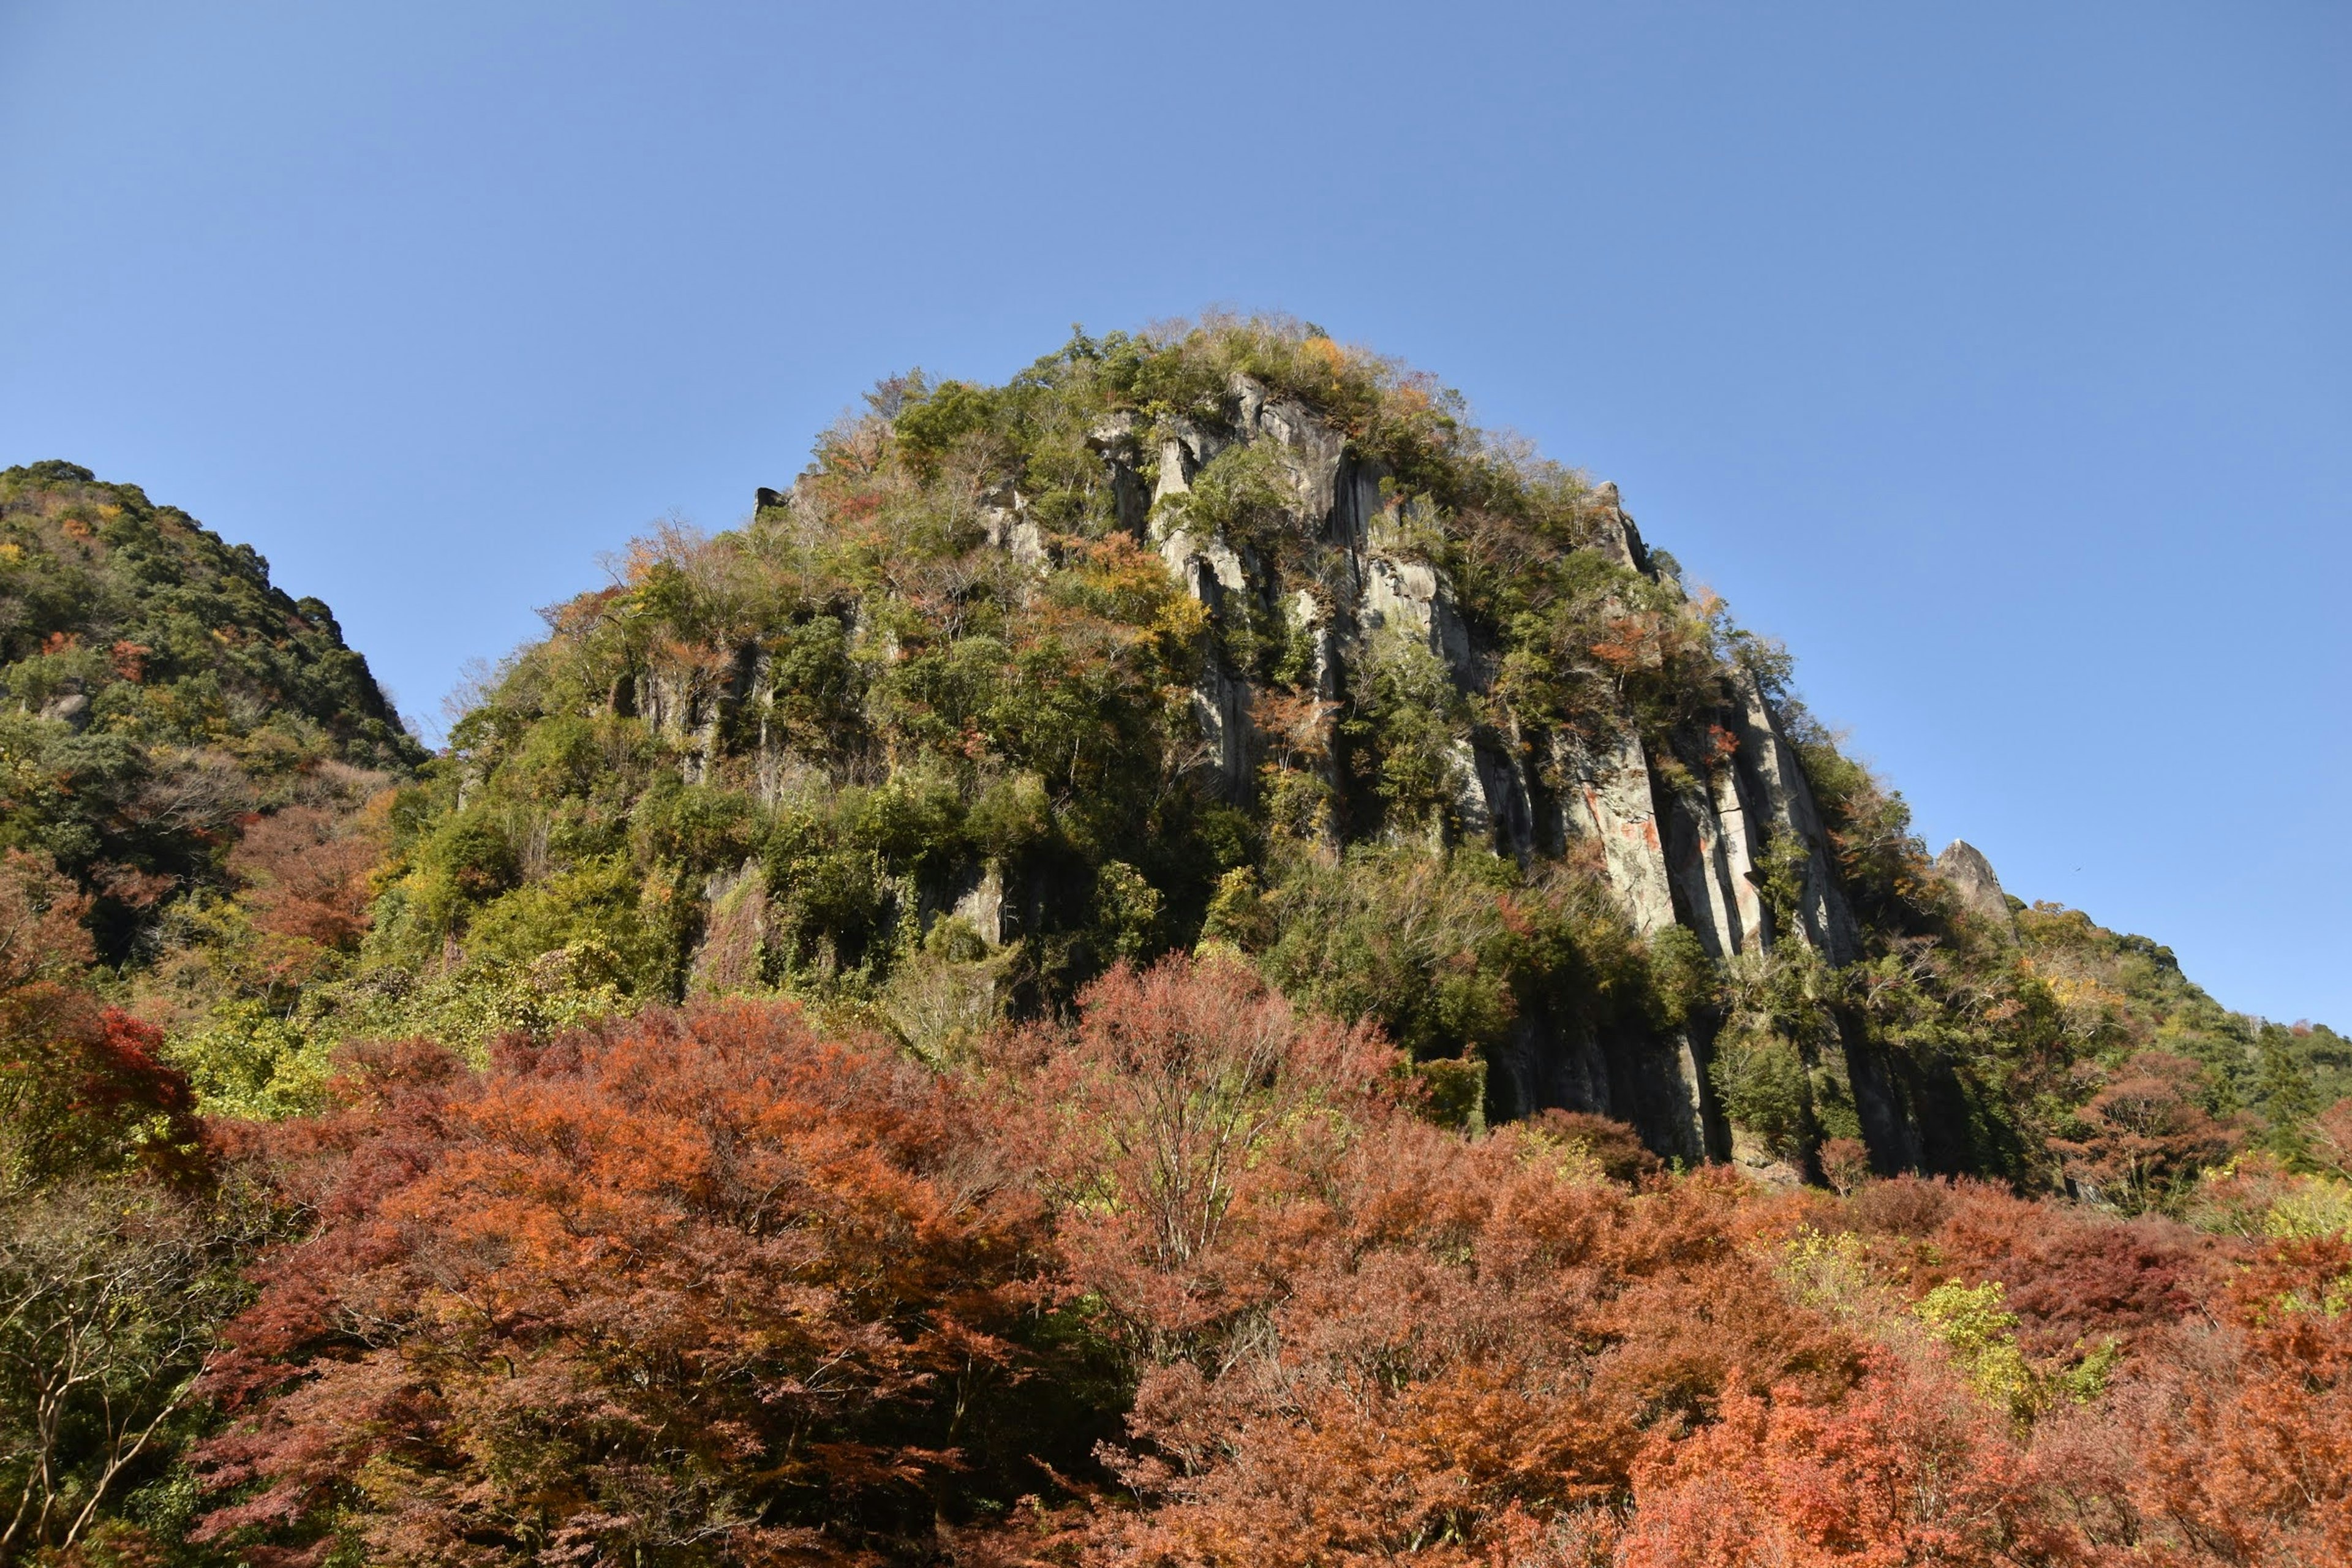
[0,847,94,992]
[2052,1053,2246,1213]
[2120,1235,2352,1565]
[1621,1358,2070,1568]
[2313,1096,2352,1180]
[194,962,2352,1568]
[197,1002,1063,1566]
[228,803,385,954]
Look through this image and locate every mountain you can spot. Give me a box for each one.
[3,331,2342,1176]
[356,319,2340,1187]
[0,460,421,961]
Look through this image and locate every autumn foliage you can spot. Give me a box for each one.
[2052,1052,2247,1216]
[135,958,2352,1565]
[1,850,199,1182]
[227,803,383,956]
[13,356,2352,1568]
[194,1005,1072,1566]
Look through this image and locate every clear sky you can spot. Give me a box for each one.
[3,2,2345,1025]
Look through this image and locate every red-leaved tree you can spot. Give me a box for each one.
[1619,1357,2079,1568]
[2119,1233,2352,1565]
[979,958,1868,1568]
[2053,1054,2244,1215]
[194,1001,1068,1567]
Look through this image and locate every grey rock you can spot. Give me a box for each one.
[1936,840,2018,936]
[37,690,89,728]
[1114,391,1885,1163]
[981,496,1047,570]
[1191,665,1254,799]
[1555,729,1678,937]
[1662,763,1765,960]
[1235,378,1345,521]
[1085,415,1149,536]
[1724,666,1860,964]
[1472,739,1538,861]
[950,863,1008,947]
[1589,481,1654,577]
[1360,548,1475,680]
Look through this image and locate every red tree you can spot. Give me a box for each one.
[979,959,1867,1568]
[195,1001,1063,1567]
[1620,1357,2079,1568]
[2121,1234,2352,1565]
[2053,1054,2244,1214]
[232,805,385,951]
[0,850,194,1180]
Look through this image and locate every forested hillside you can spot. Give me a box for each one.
[2,323,2348,1565]
[0,461,419,952]
[352,318,2342,1188]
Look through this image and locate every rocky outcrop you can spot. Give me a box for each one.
[629,641,763,785]
[688,859,769,994]
[1551,729,1676,937]
[1049,381,1915,1161]
[1084,417,1150,536]
[949,862,1008,946]
[1936,840,2018,938]
[1588,482,1652,575]
[37,688,90,728]
[981,492,1047,570]
[1725,668,1860,963]
[739,382,1931,1168]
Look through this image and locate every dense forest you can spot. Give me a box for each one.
[1,321,2347,1566]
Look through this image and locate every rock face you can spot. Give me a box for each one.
[1066,379,1913,1163]
[1936,840,2017,936]
[703,383,1939,1166]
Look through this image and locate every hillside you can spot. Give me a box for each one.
[0,460,422,959]
[4,331,2343,1183]
[358,320,2338,1190]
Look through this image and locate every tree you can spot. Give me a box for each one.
[1619,1359,2076,1568]
[0,850,92,994]
[2052,1053,2243,1215]
[0,847,200,1185]
[976,958,1874,1568]
[1001,954,1392,1314]
[2124,1234,2352,1565]
[0,1001,197,1188]
[2311,1096,2352,1180]
[0,1181,233,1560]
[228,803,383,956]
[194,1001,1070,1567]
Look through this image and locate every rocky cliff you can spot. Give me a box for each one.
[372,320,2345,1180]
[882,379,1878,1163]
[560,358,1905,1163]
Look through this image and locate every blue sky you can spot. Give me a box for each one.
[4,2,2346,1024]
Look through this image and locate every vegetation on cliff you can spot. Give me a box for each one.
[0,461,419,957]
[320,318,2343,1186]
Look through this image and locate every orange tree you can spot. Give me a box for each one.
[193,1001,1105,1567]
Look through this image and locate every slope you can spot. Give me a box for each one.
[354,318,2341,1188]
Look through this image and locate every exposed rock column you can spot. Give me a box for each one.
[1934,840,2018,939]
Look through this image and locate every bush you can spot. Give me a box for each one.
[1711,1027,1812,1159]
